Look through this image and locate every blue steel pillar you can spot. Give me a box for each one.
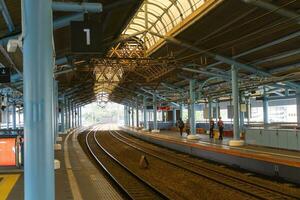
[73,103,75,127]
[75,104,77,127]
[246,97,251,124]
[6,103,9,129]
[131,106,134,127]
[240,95,245,130]
[76,106,79,127]
[143,96,148,130]
[297,89,300,125]
[215,99,219,122]
[123,106,127,125]
[231,65,240,140]
[189,79,196,135]
[53,80,58,139]
[172,108,177,126]
[79,106,82,126]
[153,94,158,131]
[12,103,16,129]
[263,88,269,125]
[60,99,65,132]
[23,0,54,198]
[136,99,139,127]
[78,106,80,127]
[70,102,72,128]
[179,102,183,119]
[126,106,129,126]
[18,107,21,128]
[65,99,69,129]
[127,106,130,126]
[208,98,212,120]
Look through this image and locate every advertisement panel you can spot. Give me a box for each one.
[0,138,16,166]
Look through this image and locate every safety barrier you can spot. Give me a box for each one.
[245,128,300,151]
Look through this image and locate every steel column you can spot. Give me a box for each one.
[136,99,139,127]
[23,0,54,198]
[6,104,9,129]
[18,107,21,128]
[131,106,134,127]
[79,106,82,126]
[123,106,127,125]
[53,80,58,139]
[76,106,79,127]
[189,79,196,135]
[74,104,76,127]
[64,97,68,130]
[208,98,212,120]
[297,89,300,125]
[127,106,129,126]
[60,99,65,132]
[179,102,183,119]
[240,96,245,130]
[12,103,16,129]
[215,99,219,122]
[68,101,70,128]
[172,109,176,126]
[143,97,148,129]
[231,65,240,140]
[263,88,269,125]
[153,93,158,130]
[71,102,74,128]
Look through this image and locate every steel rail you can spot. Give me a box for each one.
[85,127,169,200]
[110,130,299,200]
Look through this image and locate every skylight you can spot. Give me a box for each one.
[123,0,206,50]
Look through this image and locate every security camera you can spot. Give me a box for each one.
[7,39,22,53]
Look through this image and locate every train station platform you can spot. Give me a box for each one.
[121,126,300,185]
[1,129,122,200]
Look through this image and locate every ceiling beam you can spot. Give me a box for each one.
[52,2,102,13]
[242,0,300,24]
[0,0,15,32]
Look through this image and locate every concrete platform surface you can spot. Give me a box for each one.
[4,129,123,200]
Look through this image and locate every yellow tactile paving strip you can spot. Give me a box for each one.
[0,174,20,200]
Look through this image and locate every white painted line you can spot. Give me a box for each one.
[64,130,84,200]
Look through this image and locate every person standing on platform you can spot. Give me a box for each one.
[177,118,185,137]
[218,116,224,140]
[209,118,215,139]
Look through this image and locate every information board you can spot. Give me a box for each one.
[70,21,102,53]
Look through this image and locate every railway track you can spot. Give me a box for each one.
[85,127,169,200]
[105,130,300,200]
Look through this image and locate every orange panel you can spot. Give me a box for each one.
[0,138,16,166]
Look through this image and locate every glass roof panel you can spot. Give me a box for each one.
[123,0,207,50]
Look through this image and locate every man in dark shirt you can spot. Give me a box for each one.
[209,118,214,139]
[177,118,184,136]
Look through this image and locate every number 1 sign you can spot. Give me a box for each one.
[70,21,102,54]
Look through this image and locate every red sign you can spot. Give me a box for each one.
[158,106,171,111]
[0,138,16,166]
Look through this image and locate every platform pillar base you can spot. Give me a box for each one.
[54,159,60,170]
[142,128,148,132]
[229,140,245,146]
[187,134,200,140]
[56,136,63,142]
[54,144,62,150]
[151,129,160,133]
